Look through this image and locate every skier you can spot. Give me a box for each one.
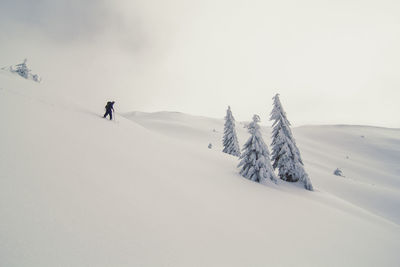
[103,101,115,120]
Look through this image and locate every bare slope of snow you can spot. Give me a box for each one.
[1,75,399,267]
[296,125,400,224]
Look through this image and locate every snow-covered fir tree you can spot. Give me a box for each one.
[238,115,277,184]
[222,106,241,156]
[14,59,30,79]
[270,94,313,191]
[4,59,41,83]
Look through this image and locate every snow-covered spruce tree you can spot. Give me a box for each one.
[5,59,41,83]
[14,59,30,79]
[270,94,313,191]
[222,106,241,156]
[238,115,277,184]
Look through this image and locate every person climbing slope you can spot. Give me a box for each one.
[103,101,115,120]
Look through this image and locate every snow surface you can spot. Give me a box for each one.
[1,73,400,266]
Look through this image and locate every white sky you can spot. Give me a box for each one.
[1,0,400,127]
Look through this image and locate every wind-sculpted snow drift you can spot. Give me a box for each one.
[1,75,399,267]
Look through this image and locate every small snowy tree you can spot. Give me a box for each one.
[222,106,241,156]
[238,115,277,184]
[14,59,30,79]
[32,74,41,83]
[270,94,313,191]
[333,168,344,177]
[6,59,41,83]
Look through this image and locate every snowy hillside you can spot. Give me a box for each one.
[1,74,400,267]
[126,111,400,225]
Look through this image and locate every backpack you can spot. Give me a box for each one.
[105,101,114,110]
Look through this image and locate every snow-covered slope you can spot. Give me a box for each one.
[126,111,400,225]
[1,74,399,267]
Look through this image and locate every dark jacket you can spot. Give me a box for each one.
[105,101,115,112]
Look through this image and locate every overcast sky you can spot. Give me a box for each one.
[1,0,399,127]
